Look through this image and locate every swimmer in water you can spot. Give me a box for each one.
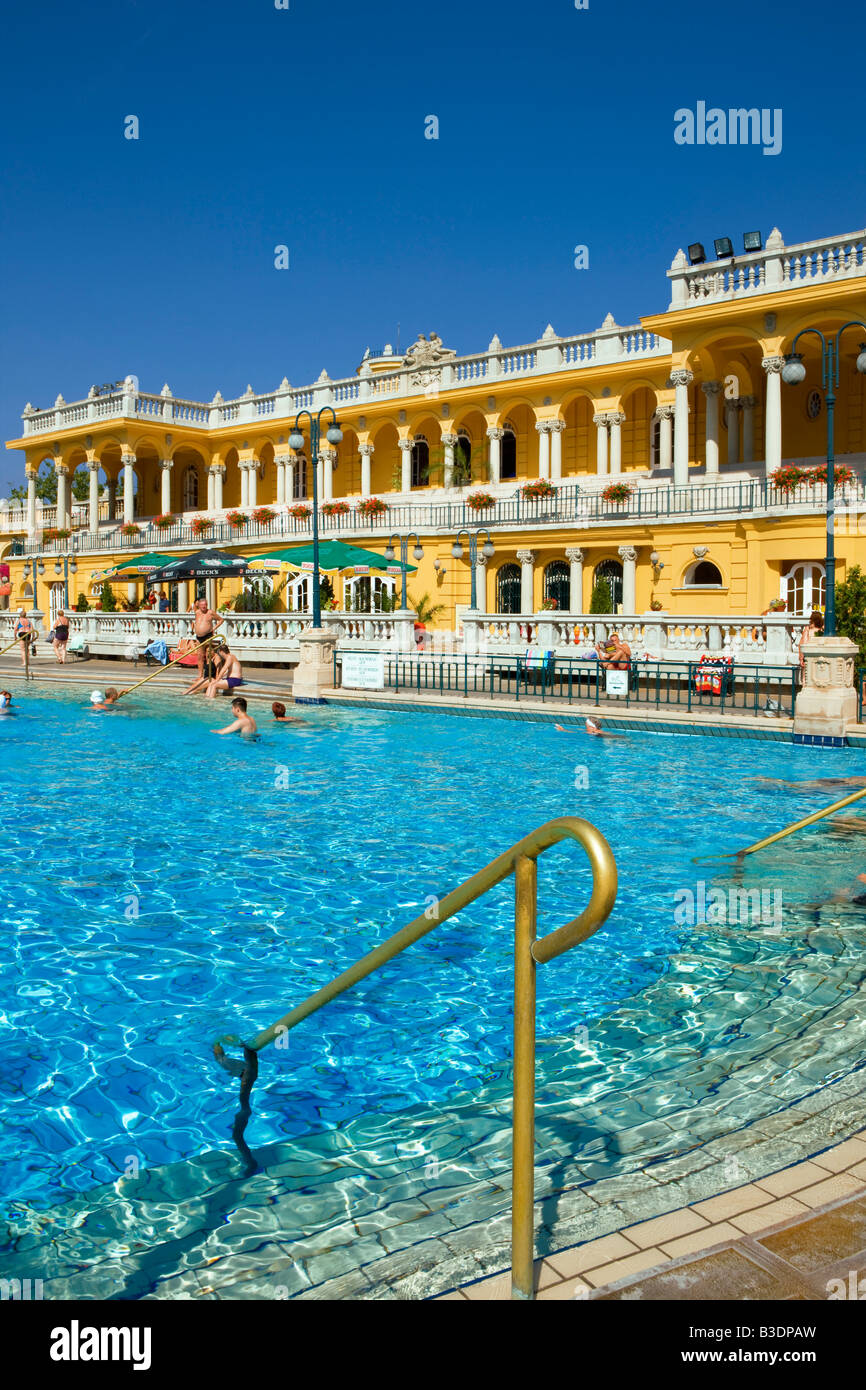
[272,701,303,724]
[554,717,627,738]
[212,696,258,739]
[89,688,120,712]
[0,690,13,714]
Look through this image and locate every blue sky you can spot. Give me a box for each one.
[1,0,863,487]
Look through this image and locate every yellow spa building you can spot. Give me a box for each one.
[3,222,866,650]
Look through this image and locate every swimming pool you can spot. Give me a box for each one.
[1,689,865,1286]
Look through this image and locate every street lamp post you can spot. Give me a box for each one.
[287,407,343,627]
[782,323,866,636]
[20,555,46,614]
[23,551,77,613]
[383,531,424,610]
[451,528,495,610]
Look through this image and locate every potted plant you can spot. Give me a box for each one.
[43,527,72,541]
[190,516,213,537]
[119,522,140,538]
[808,463,854,487]
[75,592,90,611]
[226,510,249,529]
[539,597,558,611]
[321,500,351,516]
[601,482,634,504]
[767,598,787,613]
[649,598,664,612]
[520,479,557,501]
[771,464,807,493]
[357,496,389,517]
[153,513,178,530]
[99,581,117,612]
[251,506,277,525]
[288,503,312,521]
[466,491,495,511]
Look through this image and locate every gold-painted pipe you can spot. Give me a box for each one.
[115,633,216,699]
[237,816,618,1053]
[736,786,866,856]
[512,854,537,1302]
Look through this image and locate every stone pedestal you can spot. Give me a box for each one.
[292,627,337,704]
[793,635,859,739]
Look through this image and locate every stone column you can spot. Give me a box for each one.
[794,635,859,738]
[740,396,756,464]
[474,552,489,612]
[487,427,503,484]
[55,463,70,530]
[725,399,740,465]
[177,580,189,613]
[702,382,721,478]
[88,460,100,533]
[27,468,38,536]
[609,412,625,476]
[593,414,609,476]
[398,438,413,492]
[292,628,338,703]
[536,421,550,479]
[214,467,224,510]
[671,369,693,487]
[322,449,336,501]
[160,458,173,515]
[286,456,297,501]
[240,465,249,509]
[247,461,258,508]
[121,454,136,522]
[566,546,584,613]
[207,466,217,509]
[762,356,784,477]
[275,456,286,505]
[316,454,325,501]
[441,434,457,489]
[359,443,373,497]
[517,549,536,614]
[549,419,565,480]
[618,545,637,614]
[656,405,674,471]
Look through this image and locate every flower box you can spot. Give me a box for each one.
[466,491,495,511]
[356,496,389,517]
[226,510,249,529]
[43,527,72,541]
[539,598,558,611]
[808,464,854,486]
[321,500,351,516]
[190,516,213,536]
[288,504,312,521]
[153,513,178,530]
[250,507,277,525]
[601,483,634,504]
[771,465,807,493]
[118,523,140,538]
[520,480,558,501]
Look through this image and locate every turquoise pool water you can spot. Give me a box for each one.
[0,688,864,1219]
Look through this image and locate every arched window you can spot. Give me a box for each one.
[684,560,724,587]
[496,563,521,614]
[183,467,199,510]
[543,560,570,611]
[454,433,471,483]
[411,435,430,488]
[784,563,825,616]
[292,458,308,499]
[501,426,517,480]
[594,559,623,611]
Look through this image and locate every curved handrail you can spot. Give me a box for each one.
[216,815,617,1055]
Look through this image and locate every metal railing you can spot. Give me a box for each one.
[336,652,801,719]
[213,816,618,1301]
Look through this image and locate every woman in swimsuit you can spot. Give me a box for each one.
[14,608,34,667]
[53,610,70,664]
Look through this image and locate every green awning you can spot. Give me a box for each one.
[92,553,177,581]
[248,540,416,573]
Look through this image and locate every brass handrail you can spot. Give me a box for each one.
[214,815,617,1300]
[733,786,866,857]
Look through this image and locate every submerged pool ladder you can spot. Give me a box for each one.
[215,816,618,1301]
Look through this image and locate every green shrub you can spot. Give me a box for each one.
[589,580,612,614]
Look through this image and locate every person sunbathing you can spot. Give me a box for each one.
[183,642,225,696]
[205,647,244,698]
[595,631,631,670]
[212,696,258,739]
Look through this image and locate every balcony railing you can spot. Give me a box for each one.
[668,228,865,309]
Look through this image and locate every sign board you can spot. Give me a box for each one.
[352,565,369,575]
[605,669,629,696]
[341,651,386,690]
[386,565,403,575]
[301,561,315,571]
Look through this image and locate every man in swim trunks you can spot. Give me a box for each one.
[192,597,223,681]
[595,631,631,670]
[212,696,257,738]
[205,645,244,698]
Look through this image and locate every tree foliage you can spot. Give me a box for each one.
[835,564,866,663]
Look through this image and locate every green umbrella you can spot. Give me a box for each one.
[92,553,177,582]
[247,540,416,573]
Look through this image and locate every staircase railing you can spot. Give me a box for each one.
[214,815,617,1300]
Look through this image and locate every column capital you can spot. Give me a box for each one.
[565,546,584,562]
[321,447,337,461]
[87,457,100,472]
[160,457,174,471]
[654,404,675,420]
[725,397,743,412]
[670,368,694,388]
[486,426,504,440]
[592,412,611,427]
[440,432,458,446]
[121,452,136,465]
[475,553,490,568]
[739,394,758,408]
[534,419,552,434]
[54,462,69,477]
[762,355,785,374]
[397,437,414,452]
[516,549,536,565]
[618,545,638,563]
[608,411,626,426]
[701,380,723,396]
[357,443,374,457]
[548,418,566,433]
